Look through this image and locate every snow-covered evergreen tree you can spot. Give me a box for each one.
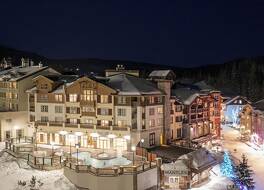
[234,154,255,190]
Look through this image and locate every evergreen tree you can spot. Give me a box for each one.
[234,154,255,190]
[220,151,235,178]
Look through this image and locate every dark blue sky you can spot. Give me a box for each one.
[0,0,264,67]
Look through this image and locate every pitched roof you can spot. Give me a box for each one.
[253,99,264,111]
[149,70,176,80]
[107,73,163,95]
[0,66,49,81]
[193,81,218,92]
[171,87,202,105]
[179,148,217,172]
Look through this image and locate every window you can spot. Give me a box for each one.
[156,96,162,103]
[117,108,126,116]
[12,93,18,99]
[39,94,48,102]
[12,82,17,89]
[175,116,182,122]
[81,90,94,101]
[176,105,182,112]
[149,119,155,127]
[100,108,110,115]
[117,120,126,127]
[41,116,48,122]
[69,94,77,102]
[82,106,94,112]
[170,116,173,124]
[149,96,155,104]
[101,120,109,126]
[40,83,48,89]
[55,94,63,102]
[55,117,63,123]
[149,133,155,146]
[100,95,109,103]
[157,107,163,114]
[83,119,93,124]
[55,106,63,113]
[118,96,126,104]
[149,108,155,115]
[41,105,48,112]
[157,118,163,126]
[69,118,77,124]
[70,107,78,114]
[239,100,242,104]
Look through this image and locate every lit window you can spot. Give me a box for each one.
[69,118,77,124]
[82,106,94,112]
[101,120,109,126]
[69,94,77,102]
[55,94,63,102]
[157,107,163,114]
[149,119,155,127]
[81,90,94,101]
[100,95,109,103]
[117,120,126,127]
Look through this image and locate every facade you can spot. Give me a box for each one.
[27,73,165,150]
[252,99,264,146]
[223,96,252,134]
[168,81,222,145]
[0,64,60,111]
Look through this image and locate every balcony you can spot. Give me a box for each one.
[112,125,129,131]
[96,125,110,130]
[65,123,78,128]
[35,121,48,126]
[49,121,63,127]
[80,124,94,129]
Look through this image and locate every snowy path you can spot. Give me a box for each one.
[222,125,264,190]
[0,142,77,190]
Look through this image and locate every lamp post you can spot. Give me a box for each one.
[75,144,80,164]
[140,139,144,161]
[51,142,55,156]
[131,145,136,166]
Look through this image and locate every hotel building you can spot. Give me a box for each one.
[27,73,165,150]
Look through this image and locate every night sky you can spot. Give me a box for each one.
[1,1,264,67]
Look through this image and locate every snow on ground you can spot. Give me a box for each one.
[192,165,232,190]
[222,125,264,190]
[0,151,77,190]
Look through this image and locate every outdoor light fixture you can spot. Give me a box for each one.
[75,144,80,164]
[107,134,116,138]
[140,139,144,161]
[59,130,68,135]
[75,132,83,136]
[124,135,131,140]
[90,132,99,138]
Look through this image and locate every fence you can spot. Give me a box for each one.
[27,154,64,170]
[65,160,157,177]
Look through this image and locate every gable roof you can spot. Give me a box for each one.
[224,95,251,105]
[193,81,218,92]
[107,73,164,96]
[149,70,176,80]
[171,87,203,105]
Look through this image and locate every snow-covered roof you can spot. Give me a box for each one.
[107,73,163,96]
[149,70,176,80]
[171,88,202,105]
[253,99,264,112]
[0,66,49,81]
[179,148,217,172]
[193,81,218,92]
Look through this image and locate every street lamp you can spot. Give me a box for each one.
[140,139,144,161]
[75,144,80,164]
[51,142,55,156]
[131,145,136,166]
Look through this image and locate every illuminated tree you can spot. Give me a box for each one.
[220,151,235,178]
[234,154,255,190]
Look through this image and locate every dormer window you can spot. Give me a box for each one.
[40,83,48,89]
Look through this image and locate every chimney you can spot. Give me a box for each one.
[38,62,43,68]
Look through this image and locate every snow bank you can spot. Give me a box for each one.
[0,152,76,190]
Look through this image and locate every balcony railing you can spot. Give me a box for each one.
[80,124,94,129]
[65,123,78,128]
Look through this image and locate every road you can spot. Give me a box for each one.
[222,125,264,190]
